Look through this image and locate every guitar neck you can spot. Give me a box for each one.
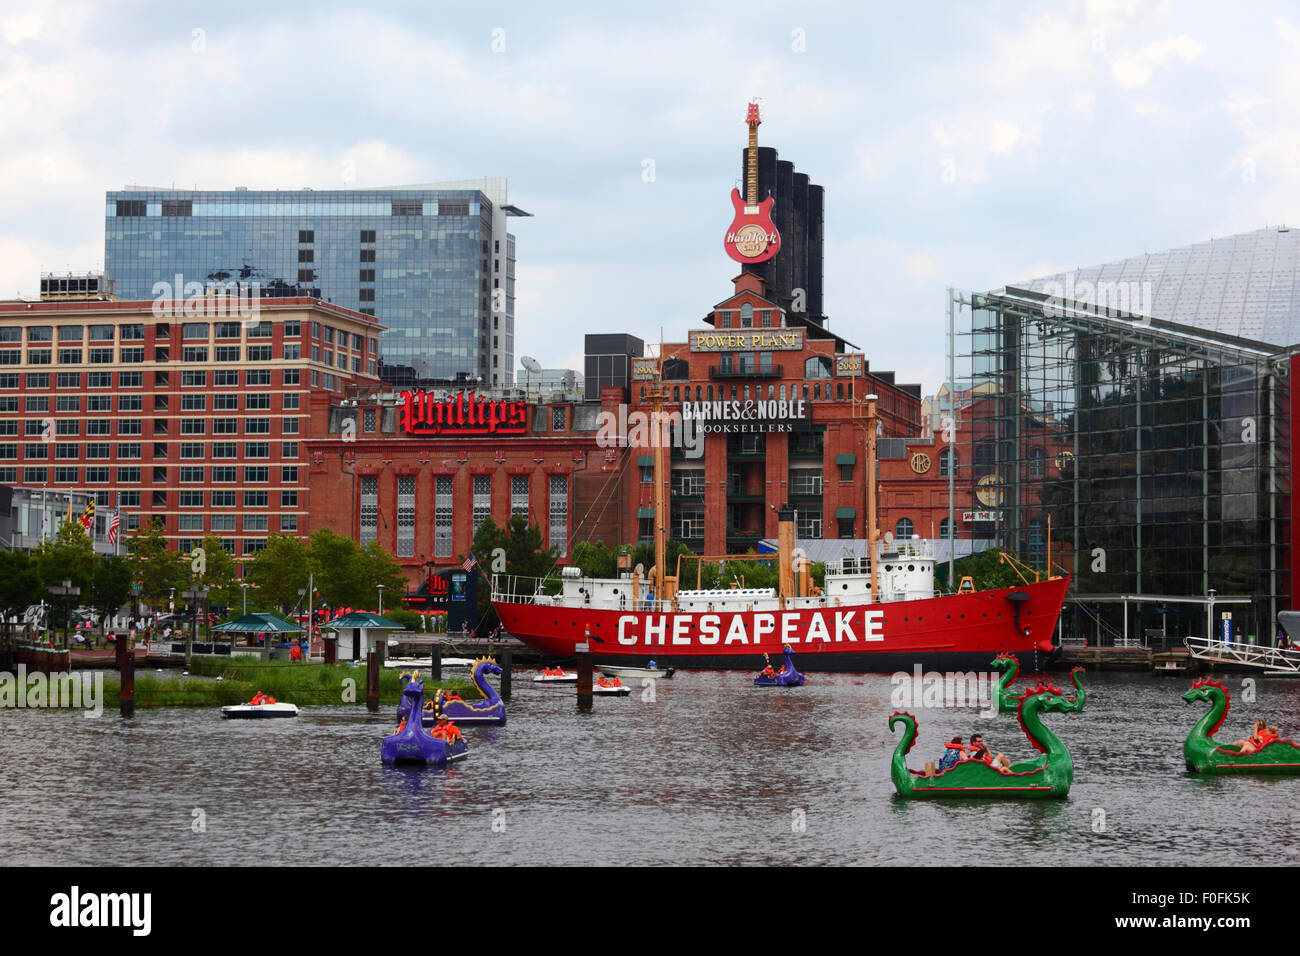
[746,126,759,206]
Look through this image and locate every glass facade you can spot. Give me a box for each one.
[104,186,519,386]
[956,285,1289,645]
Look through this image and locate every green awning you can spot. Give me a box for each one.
[835,507,857,519]
[327,612,404,630]
[637,506,655,518]
[835,453,856,465]
[212,612,301,633]
[637,455,654,467]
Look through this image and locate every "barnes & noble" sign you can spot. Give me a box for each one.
[400,390,528,436]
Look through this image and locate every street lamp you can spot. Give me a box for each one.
[377,584,385,615]
[48,578,81,649]
[241,582,250,615]
[181,586,210,659]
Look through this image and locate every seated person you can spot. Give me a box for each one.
[1233,720,1269,754]
[430,714,461,742]
[968,734,1013,772]
[937,737,966,772]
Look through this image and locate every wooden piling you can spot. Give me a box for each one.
[323,635,336,665]
[576,639,593,711]
[499,647,512,700]
[120,644,135,718]
[431,644,442,681]
[365,650,380,712]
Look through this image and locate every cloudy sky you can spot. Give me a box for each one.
[2,0,1297,392]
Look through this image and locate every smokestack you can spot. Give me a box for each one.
[777,502,796,602]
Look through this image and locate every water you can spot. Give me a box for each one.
[2,670,1298,866]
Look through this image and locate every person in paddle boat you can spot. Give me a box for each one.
[647,659,658,671]
[937,737,967,773]
[967,734,1012,772]
[431,714,462,743]
[1233,720,1280,754]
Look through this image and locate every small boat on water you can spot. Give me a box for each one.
[533,668,576,685]
[599,663,675,680]
[221,692,299,719]
[383,678,469,766]
[594,676,631,696]
[384,656,475,669]
[1182,678,1300,774]
[754,646,804,687]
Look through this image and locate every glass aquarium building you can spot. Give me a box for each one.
[104,181,529,387]
[950,226,1300,645]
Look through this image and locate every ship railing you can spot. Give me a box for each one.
[490,573,671,612]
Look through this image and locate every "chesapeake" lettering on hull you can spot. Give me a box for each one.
[617,610,884,646]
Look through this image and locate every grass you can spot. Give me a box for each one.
[95,659,478,709]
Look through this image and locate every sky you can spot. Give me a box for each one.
[2,0,1298,394]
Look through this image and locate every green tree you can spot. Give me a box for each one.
[33,521,97,592]
[359,540,408,611]
[90,556,134,637]
[192,534,240,610]
[243,532,310,613]
[126,517,186,610]
[0,550,39,643]
[934,547,1024,592]
[570,540,616,579]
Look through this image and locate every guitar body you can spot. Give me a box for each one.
[724,187,781,264]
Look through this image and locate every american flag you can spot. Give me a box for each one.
[461,554,477,572]
[107,509,121,545]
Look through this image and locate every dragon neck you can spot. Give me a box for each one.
[994,657,1019,707]
[1193,688,1229,743]
[888,713,919,792]
[1018,696,1066,756]
[472,662,501,704]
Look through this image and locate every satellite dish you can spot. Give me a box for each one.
[520,355,542,373]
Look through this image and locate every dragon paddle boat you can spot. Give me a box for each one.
[1182,678,1300,774]
[433,658,506,726]
[990,654,1086,715]
[382,677,468,766]
[221,692,299,719]
[754,646,804,687]
[888,680,1082,799]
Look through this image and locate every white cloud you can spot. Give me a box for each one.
[3,11,41,45]
[1111,34,1205,87]
[905,253,940,279]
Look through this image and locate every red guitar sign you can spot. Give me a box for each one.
[724,102,781,264]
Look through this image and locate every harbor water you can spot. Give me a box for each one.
[1,670,1298,866]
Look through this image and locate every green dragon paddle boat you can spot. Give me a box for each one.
[990,654,1086,715]
[1182,678,1300,774]
[889,680,1081,799]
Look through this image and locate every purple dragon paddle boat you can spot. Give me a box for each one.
[382,677,469,766]
[434,658,506,726]
[754,645,805,687]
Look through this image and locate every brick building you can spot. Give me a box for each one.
[0,296,382,561]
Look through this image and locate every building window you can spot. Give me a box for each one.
[244,466,269,482]
[244,490,269,507]
[551,406,566,431]
[215,346,239,362]
[895,518,915,541]
[359,476,378,546]
[548,474,568,556]
[805,356,832,379]
[1029,447,1045,478]
[939,517,955,539]
[940,448,957,477]
[364,408,376,432]
[433,475,452,558]
[511,475,529,518]
[795,512,822,538]
[837,517,854,539]
[740,303,753,328]
[400,475,418,558]
[473,475,492,533]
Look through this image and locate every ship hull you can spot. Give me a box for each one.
[493,577,1069,673]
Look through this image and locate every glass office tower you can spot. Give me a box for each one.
[950,227,1300,645]
[104,181,528,387]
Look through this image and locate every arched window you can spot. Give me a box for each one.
[707,385,713,401]
[740,303,754,328]
[673,386,680,402]
[940,447,957,477]
[662,357,689,380]
[695,386,702,401]
[939,517,954,539]
[731,385,737,400]
[804,355,832,379]
[895,518,915,541]
[780,385,787,402]
[640,386,646,400]
[814,383,821,400]
[743,385,751,401]
[768,384,775,400]
[802,384,809,402]
[836,382,844,400]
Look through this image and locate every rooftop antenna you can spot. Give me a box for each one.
[520,354,541,396]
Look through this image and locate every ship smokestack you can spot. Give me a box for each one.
[777,502,796,603]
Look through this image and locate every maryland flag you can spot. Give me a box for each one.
[78,499,95,535]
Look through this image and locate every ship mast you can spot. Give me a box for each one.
[651,373,667,604]
[854,388,880,604]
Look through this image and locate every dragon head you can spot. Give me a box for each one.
[1182,677,1229,705]
[1015,681,1074,753]
[402,676,425,703]
[397,670,419,686]
[473,656,503,679]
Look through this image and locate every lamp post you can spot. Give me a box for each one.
[241,582,249,615]
[181,586,210,660]
[377,584,385,615]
